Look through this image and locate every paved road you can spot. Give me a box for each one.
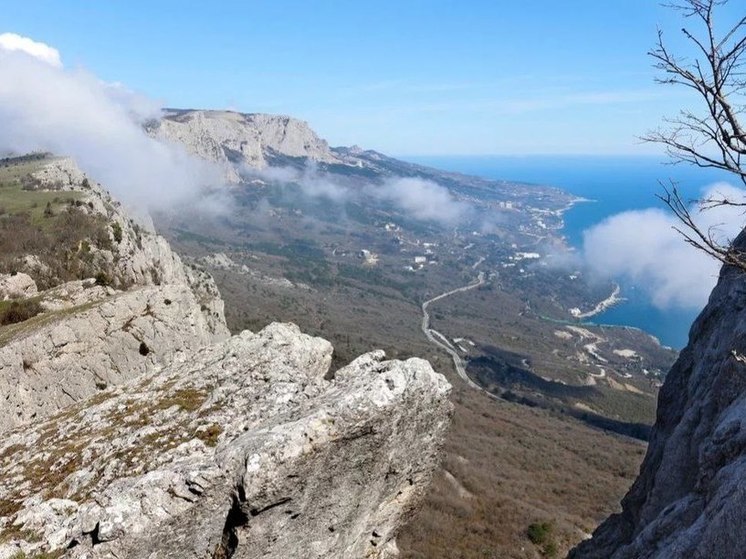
[420,272,494,394]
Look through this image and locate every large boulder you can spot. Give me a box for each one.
[0,273,37,300]
[0,323,452,559]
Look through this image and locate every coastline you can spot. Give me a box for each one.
[556,196,594,218]
[553,196,595,239]
[570,284,622,319]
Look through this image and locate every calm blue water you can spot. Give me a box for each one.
[407,155,733,349]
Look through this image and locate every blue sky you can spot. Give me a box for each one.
[1,1,737,155]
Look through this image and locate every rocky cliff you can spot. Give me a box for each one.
[570,235,746,558]
[0,157,453,558]
[0,157,229,432]
[149,110,341,181]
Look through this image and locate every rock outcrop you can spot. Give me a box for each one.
[0,157,229,431]
[150,110,341,181]
[0,273,37,300]
[26,158,225,294]
[0,324,452,559]
[570,235,746,558]
[0,155,453,558]
[0,283,224,432]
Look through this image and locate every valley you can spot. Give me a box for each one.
[0,112,678,557]
[148,110,678,557]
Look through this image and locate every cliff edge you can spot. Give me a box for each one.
[149,110,341,182]
[570,232,746,558]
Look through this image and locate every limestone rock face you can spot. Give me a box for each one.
[0,155,452,559]
[0,283,225,433]
[570,234,746,559]
[150,110,341,179]
[0,273,37,300]
[0,158,229,432]
[21,158,229,337]
[0,324,452,559]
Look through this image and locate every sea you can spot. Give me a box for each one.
[407,155,734,349]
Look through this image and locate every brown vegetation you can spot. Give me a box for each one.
[0,207,113,290]
[397,382,646,558]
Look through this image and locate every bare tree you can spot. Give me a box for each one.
[645,0,746,269]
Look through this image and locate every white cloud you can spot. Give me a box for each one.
[244,163,350,203]
[247,164,474,226]
[102,81,163,123]
[0,37,221,209]
[582,182,746,310]
[377,177,472,225]
[0,32,62,67]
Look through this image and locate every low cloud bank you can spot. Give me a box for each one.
[582,182,746,310]
[0,33,220,209]
[376,177,473,225]
[246,163,476,227]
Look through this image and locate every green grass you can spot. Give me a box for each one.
[0,159,83,227]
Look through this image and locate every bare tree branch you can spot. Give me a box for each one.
[647,0,746,271]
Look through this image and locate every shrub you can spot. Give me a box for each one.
[542,541,558,558]
[196,424,223,447]
[94,271,112,287]
[527,522,553,545]
[111,222,123,244]
[0,299,43,325]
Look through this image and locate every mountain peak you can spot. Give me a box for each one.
[152,108,340,179]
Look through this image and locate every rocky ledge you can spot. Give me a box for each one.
[0,323,451,559]
[0,155,452,559]
[0,282,226,432]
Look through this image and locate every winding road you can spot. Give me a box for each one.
[420,272,489,393]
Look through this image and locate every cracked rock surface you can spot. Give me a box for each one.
[0,283,226,433]
[0,156,452,559]
[0,323,452,559]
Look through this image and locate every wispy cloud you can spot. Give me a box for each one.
[0,32,221,209]
[0,32,61,67]
[376,177,474,225]
[245,163,478,227]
